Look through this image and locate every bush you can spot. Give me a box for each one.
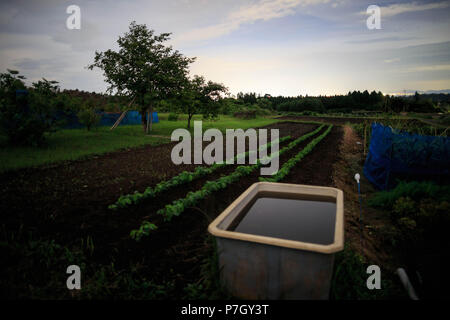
[368,181,450,210]
[77,107,100,131]
[168,113,179,121]
[0,70,63,146]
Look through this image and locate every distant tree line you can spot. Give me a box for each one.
[229,90,446,114]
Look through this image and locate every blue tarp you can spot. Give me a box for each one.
[62,110,158,129]
[363,123,450,190]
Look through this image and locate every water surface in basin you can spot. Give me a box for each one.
[230,192,336,245]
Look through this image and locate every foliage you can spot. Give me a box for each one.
[111,135,292,210]
[129,125,326,239]
[265,90,444,114]
[0,70,66,146]
[219,98,273,117]
[369,181,450,257]
[167,112,179,121]
[330,245,402,300]
[177,75,228,128]
[182,237,230,299]
[77,104,100,131]
[130,221,157,241]
[277,97,325,113]
[88,21,195,132]
[368,181,450,209]
[156,129,323,222]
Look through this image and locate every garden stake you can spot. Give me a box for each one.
[355,173,363,254]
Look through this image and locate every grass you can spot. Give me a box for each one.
[0,114,279,172]
[0,125,166,172]
[330,244,405,300]
[151,113,279,136]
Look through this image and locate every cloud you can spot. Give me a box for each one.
[346,36,418,44]
[381,1,450,18]
[175,0,331,43]
[406,64,450,72]
[383,58,400,63]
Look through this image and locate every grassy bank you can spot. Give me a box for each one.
[0,114,279,172]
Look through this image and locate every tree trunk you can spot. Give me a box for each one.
[187,114,192,129]
[141,110,146,132]
[149,104,153,132]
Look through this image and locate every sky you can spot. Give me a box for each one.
[0,0,449,96]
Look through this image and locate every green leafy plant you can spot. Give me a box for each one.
[156,128,325,222]
[260,125,333,182]
[130,125,327,240]
[77,106,100,131]
[368,181,450,210]
[0,70,65,146]
[109,134,294,210]
[130,221,158,241]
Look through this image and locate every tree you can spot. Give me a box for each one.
[177,75,227,129]
[88,21,195,133]
[77,99,100,131]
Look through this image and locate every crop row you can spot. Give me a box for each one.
[108,134,293,210]
[130,124,325,240]
[260,125,333,182]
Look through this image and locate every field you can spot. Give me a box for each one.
[0,114,278,172]
[0,114,447,299]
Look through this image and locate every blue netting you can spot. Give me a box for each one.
[363,123,450,190]
[61,110,158,129]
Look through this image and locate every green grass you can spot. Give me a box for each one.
[0,114,279,172]
[151,113,279,136]
[330,244,405,300]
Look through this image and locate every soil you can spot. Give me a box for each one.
[331,126,396,266]
[2,121,346,298]
[277,115,367,125]
[2,118,407,299]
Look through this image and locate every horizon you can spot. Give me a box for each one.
[1,0,449,96]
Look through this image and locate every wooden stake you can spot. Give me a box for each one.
[363,122,367,156]
[110,96,135,130]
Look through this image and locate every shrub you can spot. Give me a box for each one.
[392,196,416,219]
[0,70,63,146]
[368,181,450,210]
[77,107,100,131]
[168,113,179,121]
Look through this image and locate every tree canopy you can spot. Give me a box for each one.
[177,75,228,128]
[88,21,195,132]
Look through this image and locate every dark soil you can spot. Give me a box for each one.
[277,115,367,125]
[0,121,343,299]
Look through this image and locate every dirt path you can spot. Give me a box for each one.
[332,125,399,269]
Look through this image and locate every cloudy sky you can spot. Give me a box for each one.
[0,0,449,96]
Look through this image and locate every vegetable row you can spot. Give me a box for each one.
[260,125,333,182]
[130,125,326,240]
[109,134,292,210]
